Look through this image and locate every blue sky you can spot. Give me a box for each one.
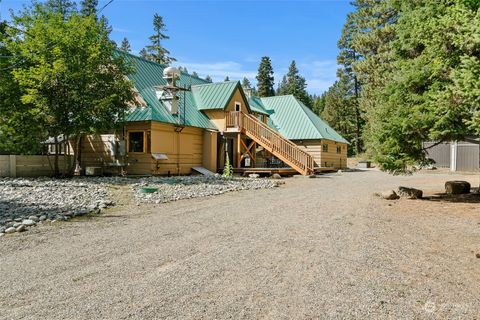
[1,0,353,94]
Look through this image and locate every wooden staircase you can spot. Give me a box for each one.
[225,111,315,176]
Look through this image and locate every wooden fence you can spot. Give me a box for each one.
[0,155,74,177]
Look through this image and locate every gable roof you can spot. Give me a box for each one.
[192,81,254,113]
[118,51,217,130]
[260,95,349,144]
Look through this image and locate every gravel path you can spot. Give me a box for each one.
[1,170,479,319]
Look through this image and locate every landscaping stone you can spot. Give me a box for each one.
[39,215,47,221]
[249,174,260,178]
[16,225,26,232]
[445,181,471,195]
[397,186,423,199]
[22,219,36,227]
[29,216,39,222]
[0,233,4,237]
[5,227,16,234]
[271,173,282,179]
[381,190,399,200]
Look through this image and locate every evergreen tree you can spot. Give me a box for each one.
[241,77,252,90]
[336,11,364,154]
[277,75,287,95]
[322,80,356,154]
[145,13,175,65]
[139,48,148,59]
[120,37,131,52]
[281,60,312,107]
[224,76,230,82]
[311,93,326,116]
[80,0,97,17]
[192,71,199,77]
[356,1,480,172]
[45,0,76,19]
[205,75,212,83]
[256,56,275,97]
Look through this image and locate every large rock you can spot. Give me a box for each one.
[16,224,26,232]
[5,227,16,234]
[445,181,471,195]
[22,219,36,227]
[397,186,423,199]
[380,190,399,200]
[271,173,282,180]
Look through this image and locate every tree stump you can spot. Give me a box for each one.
[445,181,471,194]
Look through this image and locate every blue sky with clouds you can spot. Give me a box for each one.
[1,0,353,94]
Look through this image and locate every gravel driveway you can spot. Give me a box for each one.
[1,170,479,319]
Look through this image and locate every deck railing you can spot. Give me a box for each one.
[225,111,242,130]
[225,111,314,175]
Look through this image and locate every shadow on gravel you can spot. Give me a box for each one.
[422,189,480,204]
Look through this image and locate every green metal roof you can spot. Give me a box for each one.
[260,95,349,144]
[118,51,217,130]
[192,81,239,110]
[248,96,271,115]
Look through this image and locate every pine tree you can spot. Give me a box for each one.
[256,56,275,97]
[312,93,326,115]
[241,77,252,89]
[205,75,212,83]
[120,37,131,52]
[277,75,287,95]
[80,0,98,17]
[281,60,312,107]
[336,11,364,154]
[192,71,199,77]
[45,0,76,18]
[145,13,176,65]
[224,76,230,82]
[139,48,148,59]
[322,80,356,153]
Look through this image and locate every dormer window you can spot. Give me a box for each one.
[234,102,241,112]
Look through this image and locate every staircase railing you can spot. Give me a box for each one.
[237,113,314,175]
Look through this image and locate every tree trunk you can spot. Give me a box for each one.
[353,50,361,156]
[69,134,81,175]
[53,135,60,177]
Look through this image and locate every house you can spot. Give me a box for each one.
[424,138,480,172]
[78,52,349,176]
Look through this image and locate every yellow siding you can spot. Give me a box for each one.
[294,140,347,169]
[202,130,217,173]
[203,110,225,132]
[147,122,204,175]
[226,88,249,113]
[203,88,251,132]
[319,140,348,168]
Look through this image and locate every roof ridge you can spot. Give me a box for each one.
[191,80,240,88]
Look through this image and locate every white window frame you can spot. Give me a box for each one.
[234,101,241,112]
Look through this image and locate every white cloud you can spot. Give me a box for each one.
[178,61,256,82]
[301,59,339,94]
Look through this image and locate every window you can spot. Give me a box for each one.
[234,102,241,112]
[322,144,328,152]
[336,146,342,154]
[128,131,145,153]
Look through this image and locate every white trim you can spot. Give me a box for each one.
[234,101,241,112]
